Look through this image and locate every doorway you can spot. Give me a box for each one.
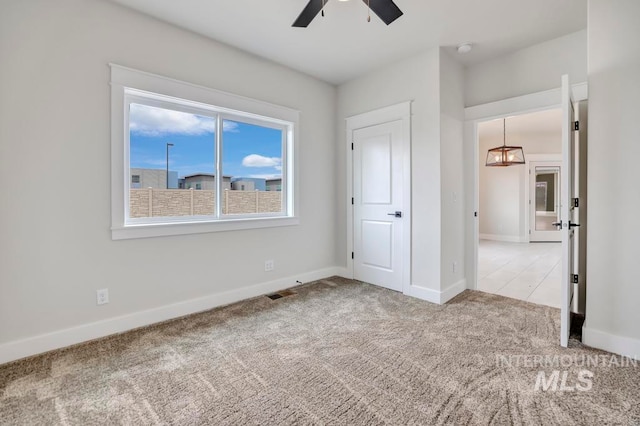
[476,109,563,308]
[467,76,587,347]
[346,102,411,293]
[530,161,562,242]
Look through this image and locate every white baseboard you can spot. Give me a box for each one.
[479,234,525,243]
[441,279,467,303]
[582,326,640,361]
[332,267,351,279]
[404,279,467,305]
[0,267,344,365]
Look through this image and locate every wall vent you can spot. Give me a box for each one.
[266,289,296,300]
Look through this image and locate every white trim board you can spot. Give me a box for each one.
[465,82,588,122]
[404,280,467,305]
[479,234,525,243]
[0,267,349,365]
[583,327,640,361]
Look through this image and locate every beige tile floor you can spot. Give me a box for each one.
[477,239,561,308]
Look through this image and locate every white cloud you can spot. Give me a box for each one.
[130,103,224,136]
[223,121,239,132]
[248,174,282,180]
[242,154,282,168]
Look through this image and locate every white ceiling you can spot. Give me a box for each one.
[109,0,587,85]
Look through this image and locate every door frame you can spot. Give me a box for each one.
[346,101,412,293]
[465,84,588,294]
[527,156,562,242]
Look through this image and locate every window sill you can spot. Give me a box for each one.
[111,216,299,240]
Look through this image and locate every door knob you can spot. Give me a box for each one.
[568,221,581,228]
[552,220,563,229]
[387,211,402,218]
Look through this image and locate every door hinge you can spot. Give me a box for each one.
[351,252,354,259]
[572,274,579,284]
[573,198,579,208]
[351,197,354,205]
[574,121,579,131]
[351,143,354,150]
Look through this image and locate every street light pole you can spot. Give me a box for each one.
[166,143,174,189]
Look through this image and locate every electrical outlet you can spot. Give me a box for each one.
[264,260,274,272]
[96,288,109,305]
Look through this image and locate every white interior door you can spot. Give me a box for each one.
[529,161,562,242]
[560,75,577,347]
[353,120,404,291]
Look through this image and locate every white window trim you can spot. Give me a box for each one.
[110,64,299,240]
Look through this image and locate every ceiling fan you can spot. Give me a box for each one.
[292,0,403,27]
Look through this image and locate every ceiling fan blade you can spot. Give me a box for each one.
[363,0,403,25]
[293,0,327,27]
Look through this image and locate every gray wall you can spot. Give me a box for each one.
[439,50,466,290]
[0,0,337,348]
[583,0,640,354]
[464,30,587,107]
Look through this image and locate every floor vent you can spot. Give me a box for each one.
[266,289,296,300]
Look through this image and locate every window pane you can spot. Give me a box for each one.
[129,103,215,218]
[222,119,284,215]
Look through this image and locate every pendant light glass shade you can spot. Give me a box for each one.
[485,118,525,167]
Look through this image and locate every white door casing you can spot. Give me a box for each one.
[529,161,562,242]
[346,102,411,293]
[560,74,577,348]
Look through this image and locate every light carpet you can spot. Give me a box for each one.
[1,277,639,425]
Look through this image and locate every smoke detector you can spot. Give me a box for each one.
[457,43,473,54]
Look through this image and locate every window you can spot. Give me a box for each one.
[111,65,298,240]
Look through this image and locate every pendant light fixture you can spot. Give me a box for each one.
[485,118,525,167]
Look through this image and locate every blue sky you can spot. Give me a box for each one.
[129,104,283,180]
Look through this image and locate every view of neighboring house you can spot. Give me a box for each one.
[182,173,232,190]
[231,180,255,191]
[266,178,282,191]
[130,168,178,189]
[231,177,267,191]
[131,170,279,193]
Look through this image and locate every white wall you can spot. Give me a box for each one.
[478,124,562,241]
[336,49,443,293]
[583,0,640,357]
[439,50,466,290]
[0,0,337,360]
[465,30,587,107]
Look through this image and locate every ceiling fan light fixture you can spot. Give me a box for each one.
[485,118,526,167]
[292,0,403,27]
